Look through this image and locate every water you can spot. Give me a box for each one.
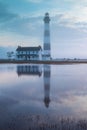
[0,64,87,129]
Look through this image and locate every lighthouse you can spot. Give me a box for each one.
[43,13,51,60]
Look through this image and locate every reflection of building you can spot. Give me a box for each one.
[16,46,42,60]
[17,65,42,77]
[17,64,51,108]
[43,65,51,108]
[43,13,51,60]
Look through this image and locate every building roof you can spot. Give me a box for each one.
[16,46,42,51]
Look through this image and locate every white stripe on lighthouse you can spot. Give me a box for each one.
[45,23,50,30]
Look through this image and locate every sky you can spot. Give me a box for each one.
[1,0,87,58]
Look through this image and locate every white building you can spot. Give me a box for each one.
[16,46,42,60]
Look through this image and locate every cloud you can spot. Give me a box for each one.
[0,1,43,46]
[0,1,18,23]
[1,0,87,35]
[25,0,43,3]
[64,0,87,4]
[48,5,87,32]
[0,15,43,38]
[0,33,41,47]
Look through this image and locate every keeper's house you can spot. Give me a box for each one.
[16,46,42,60]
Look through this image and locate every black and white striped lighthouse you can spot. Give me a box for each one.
[43,13,51,60]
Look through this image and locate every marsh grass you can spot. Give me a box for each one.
[2,115,87,130]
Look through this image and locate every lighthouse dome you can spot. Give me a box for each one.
[45,12,49,16]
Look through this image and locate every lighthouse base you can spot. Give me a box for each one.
[42,54,51,61]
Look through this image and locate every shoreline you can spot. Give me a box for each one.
[0,59,87,64]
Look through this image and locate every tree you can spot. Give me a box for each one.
[7,51,14,60]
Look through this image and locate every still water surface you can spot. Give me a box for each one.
[0,64,87,129]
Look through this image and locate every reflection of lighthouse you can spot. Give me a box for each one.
[43,65,51,108]
[43,13,51,60]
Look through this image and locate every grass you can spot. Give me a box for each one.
[2,115,87,130]
[0,59,87,65]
